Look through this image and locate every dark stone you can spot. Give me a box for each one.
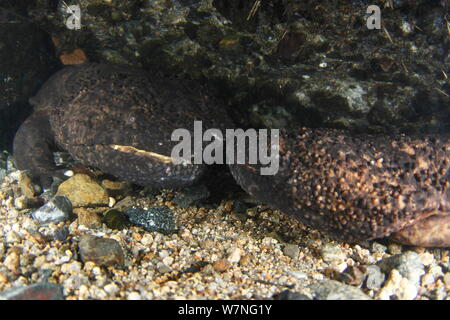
[125,206,177,235]
[103,209,129,230]
[78,235,125,267]
[53,226,70,241]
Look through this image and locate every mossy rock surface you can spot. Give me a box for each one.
[4,0,449,137]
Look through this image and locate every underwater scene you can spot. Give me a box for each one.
[0,0,449,301]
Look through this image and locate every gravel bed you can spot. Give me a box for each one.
[0,152,448,300]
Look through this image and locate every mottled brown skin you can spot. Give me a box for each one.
[13,63,450,247]
[14,63,231,189]
[229,128,450,247]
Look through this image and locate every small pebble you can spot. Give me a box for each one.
[104,283,119,296]
[108,197,116,207]
[239,255,251,266]
[162,256,174,266]
[30,232,47,245]
[371,242,387,253]
[320,243,347,263]
[157,263,172,274]
[443,273,450,290]
[335,266,366,286]
[127,292,141,300]
[418,252,434,266]
[17,172,35,198]
[53,226,70,241]
[32,196,72,224]
[103,209,129,230]
[421,265,443,287]
[61,261,82,275]
[387,243,403,255]
[0,272,8,284]
[78,235,125,267]
[365,265,385,290]
[377,269,419,300]
[227,247,242,264]
[14,196,42,210]
[213,259,231,272]
[283,244,299,259]
[288,270,308,280]
[4,251,20,272]
[75,208,102,228]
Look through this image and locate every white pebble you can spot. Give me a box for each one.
[64,170,74,177]
[127,292,141,300]
[104,283,119,296]
[108,197,116,207]
[6,230,21,243]
[61,261,82,274]
[159,250,169,258]
[141,233,153,246]
[162,256,174,266]
[227,247,242,264]
[418,252,434,266]
[400,21,413,35]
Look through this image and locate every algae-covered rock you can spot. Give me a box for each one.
[8,0,450,134]
[103,209,129,230]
